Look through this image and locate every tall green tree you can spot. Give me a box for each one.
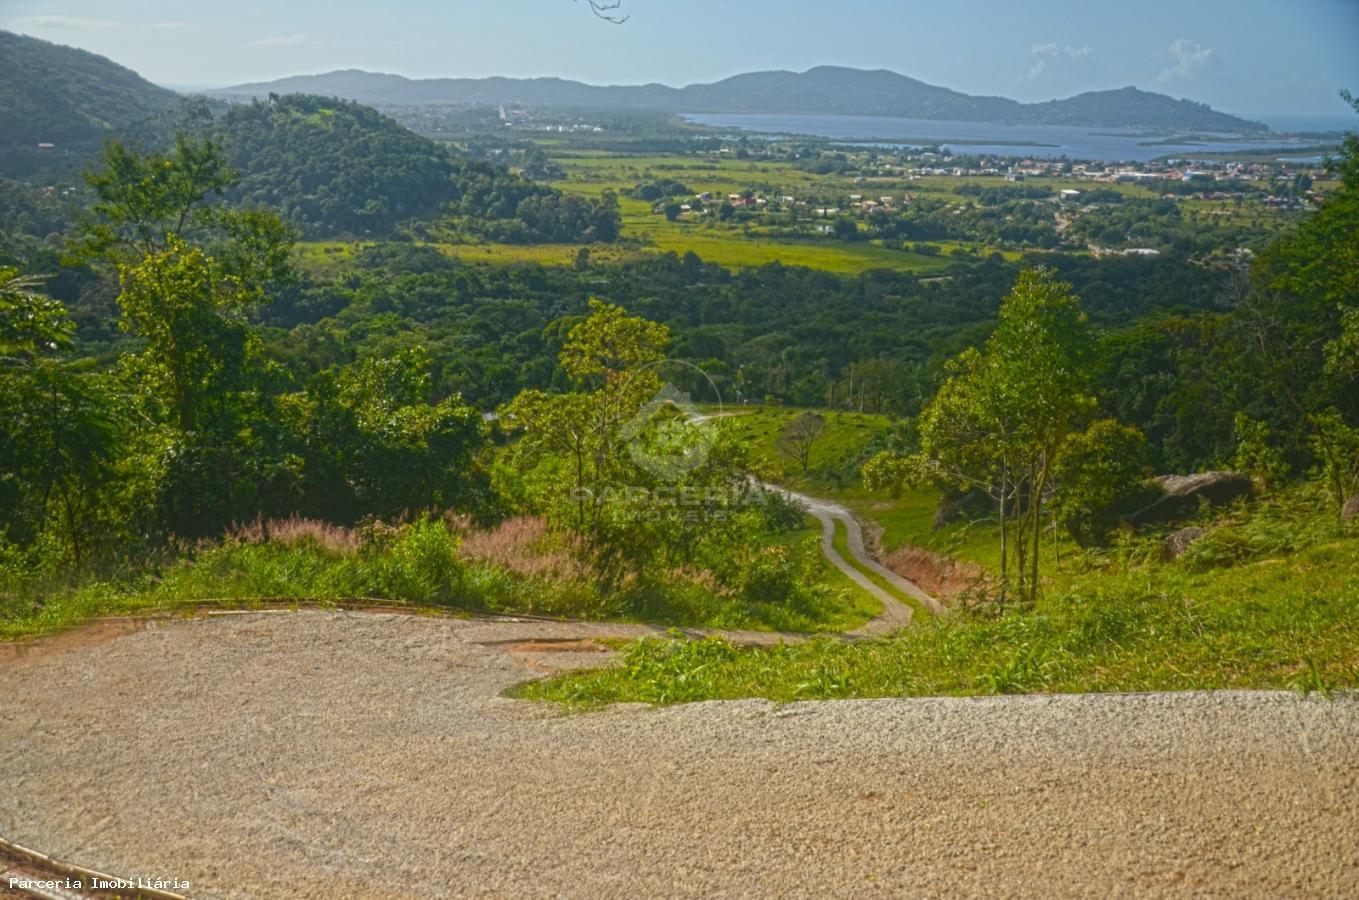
[1231,91,1359,506]
[501,300,764,585]
[500,300,669,575]
[80,136,296,536]
[0,269,121,562]
[868,268,1095,603]
[280,349,487,522]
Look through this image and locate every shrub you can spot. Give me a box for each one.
[739,545,798,603]
[1231,413,1289,491]
[366,516,464,604]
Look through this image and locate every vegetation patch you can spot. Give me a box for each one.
[520,491,1359,706]
[0,514,876,642]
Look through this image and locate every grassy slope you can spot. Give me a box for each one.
[521,502,1359,705]
[720,407,891,491]
[0,502,882,642]
[523,412,1359,705]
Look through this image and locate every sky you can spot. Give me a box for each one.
[3,0,1357,121]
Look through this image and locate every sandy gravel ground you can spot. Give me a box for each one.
[1,610,1357,899]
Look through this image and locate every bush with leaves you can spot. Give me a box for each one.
[1231,412,1289,492]
[1052,419,1151,547]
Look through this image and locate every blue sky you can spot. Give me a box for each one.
[3,0,1356,119]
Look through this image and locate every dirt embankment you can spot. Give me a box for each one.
[883,543,989,602]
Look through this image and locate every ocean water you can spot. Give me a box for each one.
[682,113,1324,163]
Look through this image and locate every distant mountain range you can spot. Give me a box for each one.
[210,65,1268,133]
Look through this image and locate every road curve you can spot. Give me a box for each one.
[689,410,940,633]
[762,484,942,634]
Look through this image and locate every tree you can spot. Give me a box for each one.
[778,412,825,473]
[663,202,682,222]
[500,300,765,585]
[1231,413,1289,492]
[1232,90,1359,507]
[871,268,1095,604]
[0,269,121,562]
[115,236,253,433]
[281,349,488,522]
[1052,419,1150,546]
[80,135,236,260]
[80,137,297,537]
[988,267,1095,597]
[500,299,670,579]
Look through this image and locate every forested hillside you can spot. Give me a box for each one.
[0,31,184,178]
[213,94,620,240]
[0,30,618,242]
[257,250,1233,469]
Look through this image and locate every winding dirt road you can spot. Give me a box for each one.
[766,484,944,633]
[689,409,937,632]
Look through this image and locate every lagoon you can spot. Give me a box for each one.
[682,113,1317,163]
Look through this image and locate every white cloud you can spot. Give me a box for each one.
[150,22,192,31]
[1158,38,1214,84]
[1024,43,1096,81]
[244,33,308,49]
[22,15,118,30]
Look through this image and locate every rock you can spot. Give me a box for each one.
[1342,495,1359,521]
[1123,471,1253,527]
[932,489,989,531]
[1162,526,1208,561]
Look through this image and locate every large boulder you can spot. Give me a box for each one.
[1162,526,1208,562]
[1123,471,1252,527]
[1342,494,1359,521]
[933,488,990,531]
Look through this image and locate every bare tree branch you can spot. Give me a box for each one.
[579,0,629,24]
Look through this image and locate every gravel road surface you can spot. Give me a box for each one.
[1,610,1356,898]
[766,484,943,630]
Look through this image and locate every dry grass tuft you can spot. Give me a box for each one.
[228,517,364,554]
[458,516,584,580]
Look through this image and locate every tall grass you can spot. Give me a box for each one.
[0,514,875,641]
[521,485,1359,706]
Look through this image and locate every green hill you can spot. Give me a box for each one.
[0,34,615,241]
[213,94,619,240]
[0,30,184,178]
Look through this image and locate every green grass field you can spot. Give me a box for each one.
[292,149,1297,277]
[717,407,892,488]
[295,233,958,278]
[630,226,955,273]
